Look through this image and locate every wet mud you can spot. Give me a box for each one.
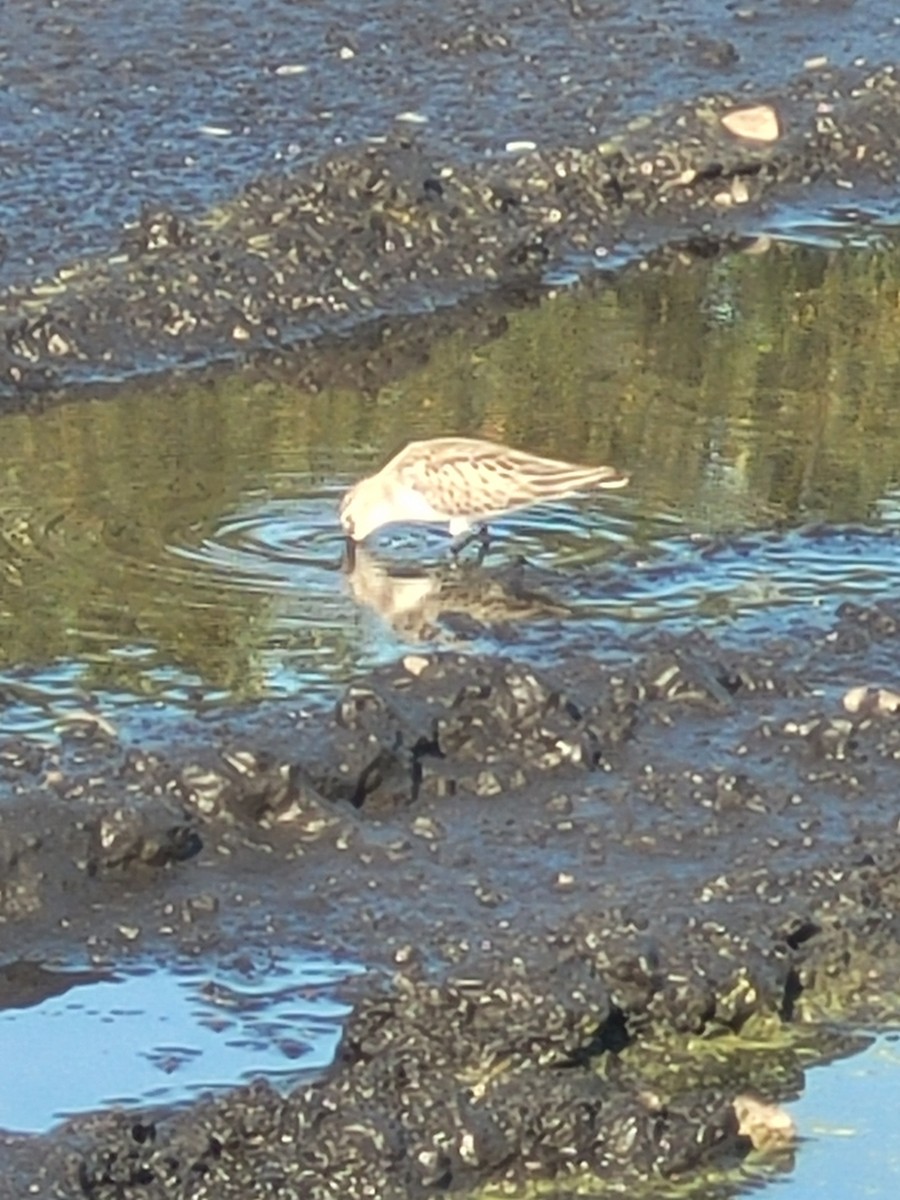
[1,4,900,409]
[2,571,900,1195]
[2,1,900,1196]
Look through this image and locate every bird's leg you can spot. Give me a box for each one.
[474,524,491,565]
[450,523,491,564]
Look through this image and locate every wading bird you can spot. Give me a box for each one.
[339,436,628,563]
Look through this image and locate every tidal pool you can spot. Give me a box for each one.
[0,953,359,1134]
[1,221,900,740]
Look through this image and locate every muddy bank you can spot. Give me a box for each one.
[2,0,898,282]
[1,49,899,408]
[1,581,899,1194]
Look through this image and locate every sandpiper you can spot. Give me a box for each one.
[339,436,628,560]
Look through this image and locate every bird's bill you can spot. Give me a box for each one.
[341,536,358,572]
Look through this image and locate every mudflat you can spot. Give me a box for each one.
[1,2,899,1197]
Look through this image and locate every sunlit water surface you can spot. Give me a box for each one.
[0,953,359,1134]
[1,221,899,739]
[775,1033,900,1199]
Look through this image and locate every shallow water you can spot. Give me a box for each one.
[0,953,359,1134]
[2,222,900,737]
[776,1033,900,1199]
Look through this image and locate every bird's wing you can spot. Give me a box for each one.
[396,445,508,516]
[396,439,626,519]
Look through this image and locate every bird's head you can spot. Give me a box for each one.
[339,476,391,543]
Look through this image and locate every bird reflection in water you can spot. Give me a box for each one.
[340,543,570,642]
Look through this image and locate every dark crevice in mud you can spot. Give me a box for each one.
[780,966,805,1023]
[2,599,900,1194]
[1,60,899,412]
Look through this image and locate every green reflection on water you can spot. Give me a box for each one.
[0,235,898,701]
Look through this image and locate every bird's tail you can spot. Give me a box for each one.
[508,457,629,499]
